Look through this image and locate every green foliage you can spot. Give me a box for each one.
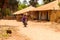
[29,0,38,7]
[58,2,60,7]
[5,8,11,16]
[0,34,2,37]
[9,0,18,5]
[2,33,9,38]
[0,32,9,38]
[36,3,41,7]
[43,0,55,4]
[0,0,18,16]
[9,0,18,12]
[23,0,27,4]
[18,4,28,10]
[3,8,11,16]
[0,8,1,12]
[17,0,28,11]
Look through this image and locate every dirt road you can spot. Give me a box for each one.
[0,20,60,40]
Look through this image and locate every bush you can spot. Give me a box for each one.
[58,2,60,7]
[5,8,11,16]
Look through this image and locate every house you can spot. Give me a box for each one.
[13,0,60,22]
[13,6,37,21]
[36,0,60,22]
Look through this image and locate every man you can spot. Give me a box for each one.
[22,15,28,27]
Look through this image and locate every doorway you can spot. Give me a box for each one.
[38,11,49,21]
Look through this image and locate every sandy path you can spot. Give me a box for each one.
[0,20,60,40]
[18,22,60,40]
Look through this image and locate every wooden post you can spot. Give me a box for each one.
[39,12,41,20]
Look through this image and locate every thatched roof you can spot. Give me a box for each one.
[13,6,36,15]
[37,1,60,11]
[13,0,60,15]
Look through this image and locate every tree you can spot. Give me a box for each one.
[29,0,38,7]
[36,3,41,7]
[58,2,60,7]
[0,0,18,17]
[9,0,18,12]
[2,8,11,16]
[43,0,55,4]
[18,3,28,10]
[23,0,27,5]
[0,0,4,8]
[17,0,28,10]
